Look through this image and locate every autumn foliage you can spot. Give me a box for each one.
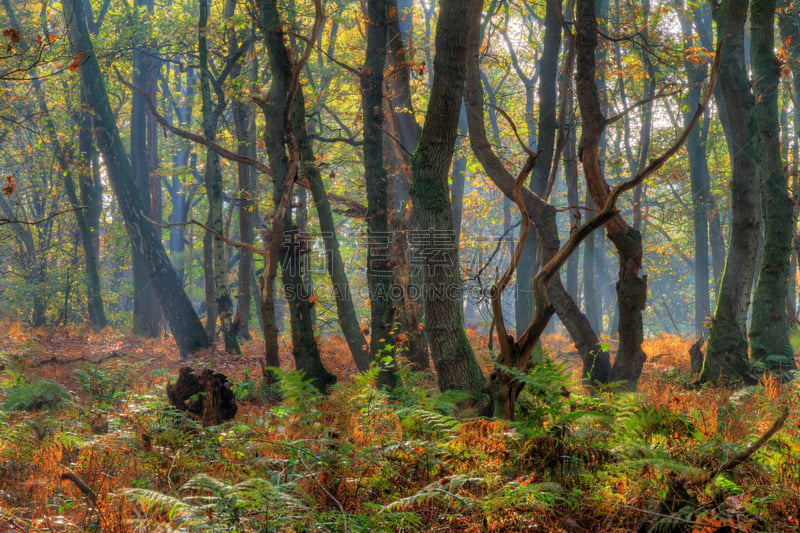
[1,324,799,531]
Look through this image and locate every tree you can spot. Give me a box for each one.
[409,0,484,394]
[701,0,763,384]
[257,0,335,389]
[198,0,241,354]
[575,0,647,390]
[748,0,796,374]
[131,0,163,338]
[465,1,611,386]
[362,0,396,383]
[63,0,207,356]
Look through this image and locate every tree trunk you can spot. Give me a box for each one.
[258,0,335,389]
[464,14,611,385]
[409,0,484,394]
[200,0,241,354]
[362,0,396,383]
[575,0,646,390]
[385,0,429,370]
[748,0,795,373]
[678,1,714,336]
[63,0,207,356]
[701,0,760,384]
[231,56,258,340]
[131,2,163,337]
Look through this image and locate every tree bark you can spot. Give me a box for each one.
[748,0,795,373]
[63,0,207,356]
[464,7,611,385]
[385,0,429,370]
[677,1,713,336]
[701,0,760,384]
[575,0,646,390]
[131,0,163,338]
[362,0,396,383]
[199,0,241,354]
[409,0,484,394]
[258,0,335,389]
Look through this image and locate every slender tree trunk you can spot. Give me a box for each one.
[131,1,163,337]
[565,90,580,302]
[464,12,611,385]
[362,0,396,383]
[409,0,484,394]
[779,0,800,321]
[575,0,646,390]
[678,2,713,336]
[231,55,258,340]
[200,0,241,354]
[64,0,207,355]
[258,0,335,389]
[385,0,429,370]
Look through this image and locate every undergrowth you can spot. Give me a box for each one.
[0,333,798,532]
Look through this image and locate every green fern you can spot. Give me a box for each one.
[125,473,308,532]
[397,406,461,439]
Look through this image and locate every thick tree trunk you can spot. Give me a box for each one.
[409,0,484,394]
[748,0,795,373]
[701,0,760,384]
[64,0,207,356]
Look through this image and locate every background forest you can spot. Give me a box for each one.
[1,0,800,531]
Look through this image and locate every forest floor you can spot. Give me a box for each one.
[0,320,799,532]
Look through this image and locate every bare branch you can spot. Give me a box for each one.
[488,103,538,158]
[115,67,273,175]
[0,206,86,226]
[713,406,790,480]
[145,215,269,257]
[606,88,679,126]
[490,154,538,357]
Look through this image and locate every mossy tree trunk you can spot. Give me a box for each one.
[701,0,760,384]
[748,0,796,374]
[408,0,484,394]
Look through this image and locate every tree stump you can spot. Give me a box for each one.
[166,367,237,426]
[689,334,705,375]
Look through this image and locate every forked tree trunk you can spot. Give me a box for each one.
[575,0,646,390]
[257,0,335,390]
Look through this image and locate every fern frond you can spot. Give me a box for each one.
[385,476,484,511]
[397,407,461,438]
